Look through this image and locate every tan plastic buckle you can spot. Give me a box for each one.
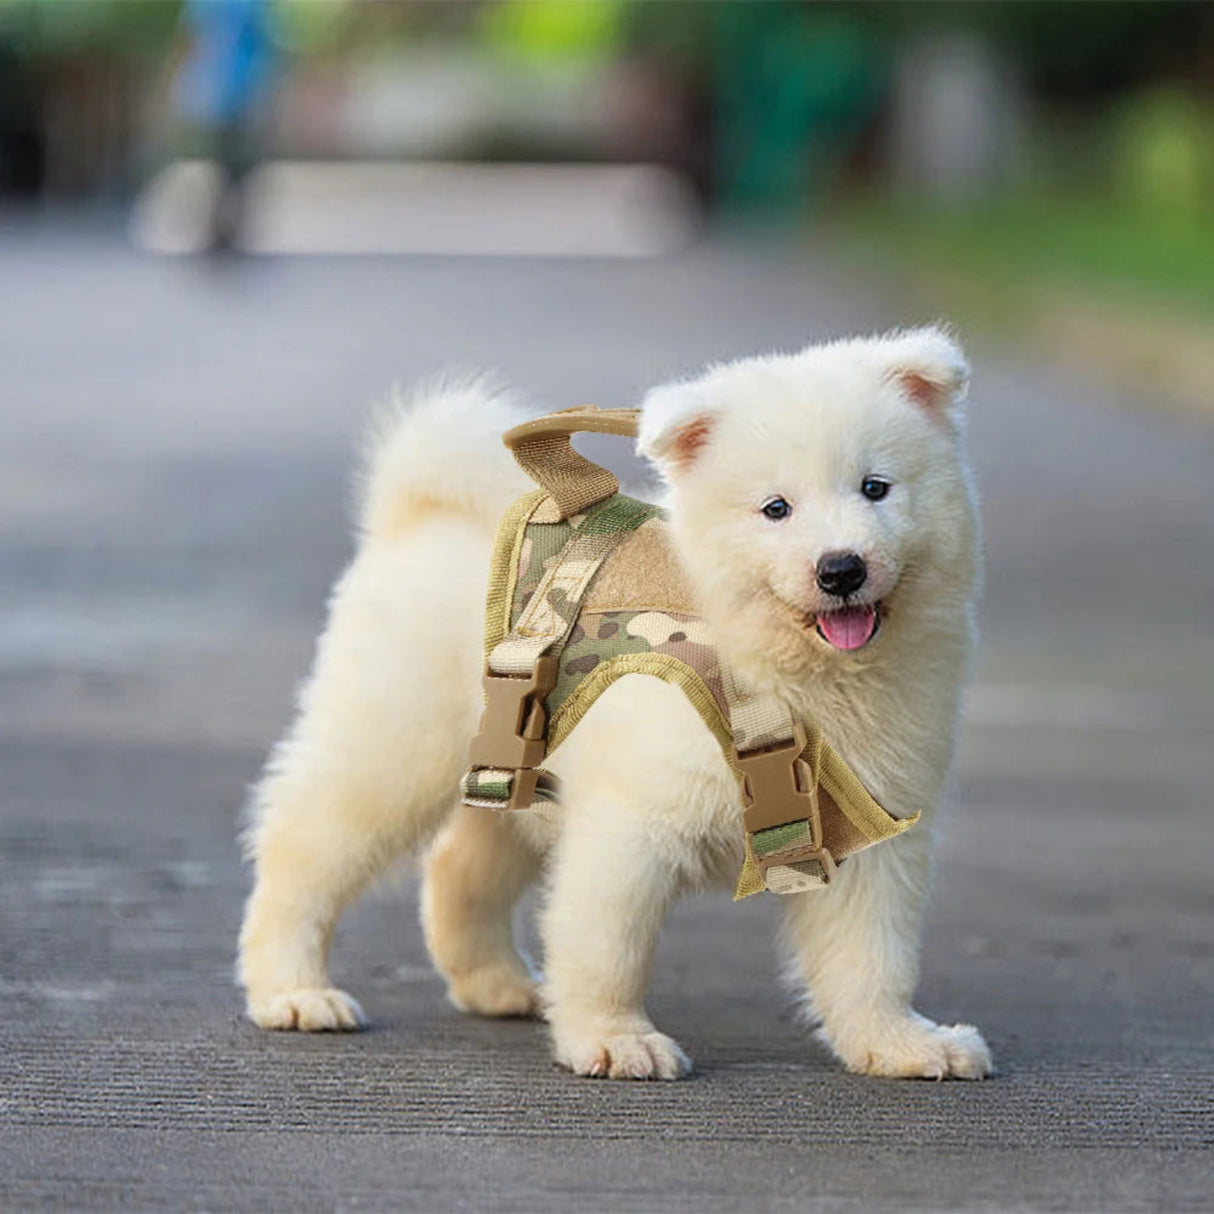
[735,721,835,882]
[467,656,559,773]
[500,768,542,812]
[735,721,815,834]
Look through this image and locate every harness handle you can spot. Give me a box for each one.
[503,406,640,521]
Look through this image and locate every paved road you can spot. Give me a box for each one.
[1,224,1211,1211]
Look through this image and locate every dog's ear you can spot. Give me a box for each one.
[637,379,717,476]
[881,326,969,420]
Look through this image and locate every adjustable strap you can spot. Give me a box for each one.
[721,665,837,897]
[502,406,641,523]
[461,492,660,811]
[461,762,562,812]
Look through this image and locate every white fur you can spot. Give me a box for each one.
[237,331,992,1081]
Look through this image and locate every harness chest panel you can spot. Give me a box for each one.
[462,408,920,898]
[510,506,729,747]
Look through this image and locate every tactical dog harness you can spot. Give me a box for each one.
[460,406,918,898]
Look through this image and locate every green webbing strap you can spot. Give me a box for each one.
[461,765,561,810]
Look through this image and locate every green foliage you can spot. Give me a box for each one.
[1114,89,1213,218]
[841,196,1214,315]
[268,0,354,57]
[0,0,181,57]
[841,1,1213,100]
[479,0,625,65]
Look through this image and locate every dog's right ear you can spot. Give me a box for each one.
[637,380,716,476]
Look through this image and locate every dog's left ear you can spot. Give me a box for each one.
[881,327,970,421]
[637,378,717,477]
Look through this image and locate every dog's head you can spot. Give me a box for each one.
[637,327,979,666]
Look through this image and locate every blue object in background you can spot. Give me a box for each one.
[176,0,275,128]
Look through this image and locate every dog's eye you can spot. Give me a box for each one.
[861,477,891,502]
[760,496,792,521]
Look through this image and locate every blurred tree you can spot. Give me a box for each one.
[266,0,353,58]
[479,0,624,67]
[0,32,43,197]
[1114,88,1212,217]
[862,1,1214,103]
[0,0,180,198]
[711,2,883,220]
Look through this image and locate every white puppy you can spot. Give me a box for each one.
[238,327,992,1081]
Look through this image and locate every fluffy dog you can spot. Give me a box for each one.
[237,326,992,1081]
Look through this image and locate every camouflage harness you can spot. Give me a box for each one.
[460,407,917,898]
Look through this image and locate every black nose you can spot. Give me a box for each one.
[816,551,867,597]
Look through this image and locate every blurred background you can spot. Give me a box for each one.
[2,0,1213,404]
[2,3,1212,1208]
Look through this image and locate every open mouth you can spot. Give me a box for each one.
[814,603,881,651]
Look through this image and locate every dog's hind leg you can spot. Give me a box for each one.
[422,803,545,1018]
[238,758,458,1031]
[782,830,993,1079]
[238,523,487,1031]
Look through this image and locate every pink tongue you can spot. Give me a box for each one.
[817,605,877,650]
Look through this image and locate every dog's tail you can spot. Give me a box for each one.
[357,376,533,544]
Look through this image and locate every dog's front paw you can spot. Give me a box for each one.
[446,963,541,1019]
[830,1014,992,1080]
[553,1024,692,1080]
[246,986,366,1032]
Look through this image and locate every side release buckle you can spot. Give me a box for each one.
[734,721,835,882]
[467,655,559,778]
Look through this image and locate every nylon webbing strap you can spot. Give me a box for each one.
[461,765,561,811]
[488,495,660,674]
[502,406,641,522]
[462,493,660,811]
[721,665,837,897]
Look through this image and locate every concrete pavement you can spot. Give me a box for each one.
[1,224,1211,1210]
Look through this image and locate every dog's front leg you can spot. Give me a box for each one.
[783,830,992,1079]
[541,804,692,1080]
